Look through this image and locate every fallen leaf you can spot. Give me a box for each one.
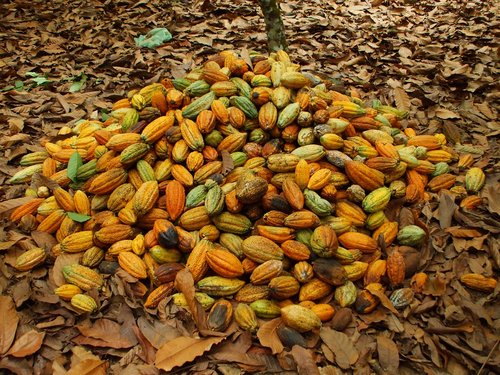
[75,319,137,349]
[376,335,399,374]
[435,107,460,119]
[393,87,410,112]
[319,327,358,369]
[257,318,284,355]
[0,296,20,355]
[444,227,482,238]
[174,268,207,331]
[291,345,320,375]
[154,336,224,372]
[6,329,45,357]
[66,346,108,375]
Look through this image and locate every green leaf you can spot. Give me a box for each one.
[69,73,87,93]
[67,152,83,182]
[25,72,40,78]
[31,76,51,86]
[67,212,91,223]
[14,81,24,91]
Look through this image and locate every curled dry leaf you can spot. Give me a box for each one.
[6,329,45,358]
[0,296,20,355]
[319,327,358,370]
[256,318,284,355]
[154,336,225,372]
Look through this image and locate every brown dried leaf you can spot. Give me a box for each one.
[0,296,19,355]
[444,227,482,238]
[30,230,58,251]
[393,87,410,112]
[376,335,399,374]
[137,316,181,350]
[75,319,137,349]
[290,345,320,375]
[6,329,45,358]
[319,327,359,369]
[174,268,207,331]
[154,336,224,372]
[257,318,284,355]
[66,346,108,375]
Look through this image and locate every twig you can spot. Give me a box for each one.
[477,338,500,375]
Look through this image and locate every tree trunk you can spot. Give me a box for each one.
[257,0,288,52]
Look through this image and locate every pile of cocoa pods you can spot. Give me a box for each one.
[8,49,495,334]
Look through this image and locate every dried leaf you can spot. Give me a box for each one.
[66,346,108,375]
[174,268,207,331]
[444,227,482,238]
[290,345,320,375]
[154,336,224,372]
[319,327,358,369]
[75,319,137,349]
[0,296,20,355]
[257,318,284,355]
[393,87,410,112]
[6,329,45,357]
[376,335,399,374]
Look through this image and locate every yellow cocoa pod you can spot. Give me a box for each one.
[281,304,321,332]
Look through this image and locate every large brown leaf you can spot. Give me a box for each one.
[6,329,45,358]
[0,296,19,355]
[154,336,225,372]
[319,327,358,369]
[256,318,284,355]
[174,268,207,331]
[376,335,399,374]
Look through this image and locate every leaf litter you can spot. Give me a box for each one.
[0,0,498,373]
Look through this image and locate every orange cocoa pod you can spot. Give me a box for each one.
[118,251,147,279]
[299,278,332,302]
[282,178,304,210]
[144,282,174,309]
[338,232,378,253]
[269,276,300,300]
[294,159,310,190]
[427,173,456,193]
[281,240,311,261]
[372,221,398,247]
[335,200,366,227]
[87,168,128,195]
[225,189,244,214]
[310,304,335,322]
[256,225,295,243]
[460,273,497,293]
[42,158,58,177]
[387,250,405,286]
[186,239,212,282]
[151,90,168,115]
[284,210,320,229]
[133,181,159,216]
[250,259,283,285]
[53,187,75,212]
[206,248,244,278]
[37,209,66,233]
[364,259,387,285]
[165,180,185,221]
[73,190,91,216]
[344,160,384,191]
[94,224,133,245]
[10,198,44,223]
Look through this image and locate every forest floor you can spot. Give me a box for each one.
[0,0,498,374]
